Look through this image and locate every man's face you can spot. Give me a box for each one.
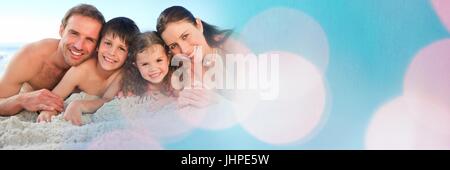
[59,15,102,66]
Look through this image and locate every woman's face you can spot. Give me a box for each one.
[97,33,128,71]
[136,44,170,85]
[161,19,210,60]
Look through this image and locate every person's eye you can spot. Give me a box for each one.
[104,42,111,46]
[119,47,126,52]
[156,59,163,62]
[169,44,177,50]
[182,34,189,40]
[141,63,148,66]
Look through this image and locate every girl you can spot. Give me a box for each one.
[121,31,177,101]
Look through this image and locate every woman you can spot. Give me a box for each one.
[156,6,250,109]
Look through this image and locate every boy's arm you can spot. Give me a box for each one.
[102,73,123,101]
[37,66,83,122]
[68,98,107,114]
[71,73,122,114]
[52,66,85,100]
[63,73,122,126]
[63,98,106,126]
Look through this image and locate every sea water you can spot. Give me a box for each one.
[0,45,19,77]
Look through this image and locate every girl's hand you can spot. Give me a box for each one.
[63,101,83,126]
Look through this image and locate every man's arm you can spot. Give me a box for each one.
[0,43,63,116]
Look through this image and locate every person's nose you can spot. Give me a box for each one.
[178,42,191,56]
[108,46,116,56]
[73,39,83,51]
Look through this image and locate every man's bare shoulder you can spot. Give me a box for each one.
[0,39,60,95]
[29,38,59,57]
[12,39,59,62]
[2,39,58,80]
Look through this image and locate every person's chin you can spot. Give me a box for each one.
[104,66,119,71]
[148,78,163,84]
[66,58,82,66]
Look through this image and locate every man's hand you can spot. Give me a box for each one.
[63,101,83,126]
[36,110,58,123]
[21,89,64,112]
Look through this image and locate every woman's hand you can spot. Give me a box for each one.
[177,87,219,109]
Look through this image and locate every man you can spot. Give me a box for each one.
[0,4,105,116]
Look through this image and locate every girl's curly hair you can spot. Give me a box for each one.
[121,31,176,97]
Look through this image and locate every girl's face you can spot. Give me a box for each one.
[136,44,169,85]
[97,33,128,71]
[161,19,210,59]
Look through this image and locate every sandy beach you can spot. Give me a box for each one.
[0,92,193,150]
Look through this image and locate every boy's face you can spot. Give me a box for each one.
[97,33,128,71]
[136,44,169,84]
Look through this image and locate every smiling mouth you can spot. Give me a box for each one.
[149,72,161,79]
[103,55,117,64]
[70,49,84,59]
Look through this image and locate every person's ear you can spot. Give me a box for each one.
[59,24,65,37]
[195,18,204,33]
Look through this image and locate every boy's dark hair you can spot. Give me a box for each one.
[61,4,105,28]
[99,17,140,47]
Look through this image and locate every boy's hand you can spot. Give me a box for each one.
[63,101,82,126]
[36,110,58,123]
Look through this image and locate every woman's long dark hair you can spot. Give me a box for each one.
[156,6,233,48]
[122,31,175,97]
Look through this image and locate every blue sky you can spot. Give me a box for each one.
[0,0,235,44]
